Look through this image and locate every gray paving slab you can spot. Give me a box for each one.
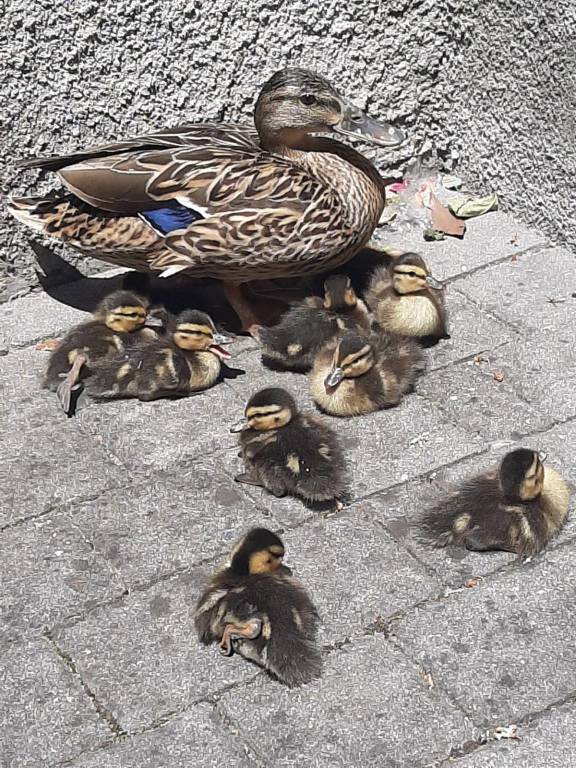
[68,703,253,768]
[392,544,576,727]
[54,570,256,734]
[0,638,110,768]
[452,702,576,767]
[0,346,52,425]
[0,292,88,348]
[380,211,547,281]
[486,336,576,423]
[279,509,441,644]
[0,510,123,642]
[76,383,242,474]
[71,459,276,590]
[456,246,576,336]
[219,634,479,768]
[424,288,516,371]
[419,359,553,441]
[0,421,123,528]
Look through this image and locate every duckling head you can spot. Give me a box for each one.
[324,333,375,390]
[229,528,286,575]
[499,448,546,501]
[392,254,444,295]
[323,274,359,311]
[172,310,231,359]
[254,68,404,150]
[96,290,151,333]
[230,387,296,433]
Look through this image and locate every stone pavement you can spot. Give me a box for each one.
[1,210,576,768]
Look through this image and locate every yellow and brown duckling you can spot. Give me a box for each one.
[309,330,423,416]
[252,274,371,372]
[366,253,449,344]
[194,528,321,687]
[85,310,232,401]
[230,387,348,508]
[44,289,162,414]
[420,448,570,558]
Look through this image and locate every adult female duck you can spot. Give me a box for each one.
[9,68,404,329]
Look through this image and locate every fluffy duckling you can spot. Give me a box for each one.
[230,387,347,508]
[194,528,321,687]
[309,331,422,416]
[253,274,371,372]
[44,290,161,414]
[85,310,231,401]
[121,271,173,335]
[366,253,449,344]
[420,448,571,558]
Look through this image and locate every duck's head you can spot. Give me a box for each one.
[323,274,360,311]
[391,254,444,295]
[96,291,153,333]
[324,333,375,390]
[499,448,546,501]
[229,528,286,576]
[230,387,296,433]
[172,310,232,358]
[255,68,404,150]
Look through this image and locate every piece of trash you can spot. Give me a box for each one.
[378,207,398,225]
[419,668,434,689]
[511,254,518,262]
[35,338,61,351]
[387,181,409,194]
[464,578,480,588]
[493,371,505,382]
[510,232,519,246]
[473,354,488,366]
[546,296,567,305]
[491,724,521,741]
[423,228,446,241]
[442,174,464,190]
[431,194,466,238]
[449,193,498,219]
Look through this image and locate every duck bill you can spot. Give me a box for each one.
[210,343,231,360]
[425,275,445,291]
[213,332,234,345]
[333,105,405,148]
[144,315,164,328]
[230,417,249,433]
[325,367,344,389]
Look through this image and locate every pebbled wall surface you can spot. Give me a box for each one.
[1,0,575,297]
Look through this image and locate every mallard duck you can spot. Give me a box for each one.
[230,387,348,508]
[310,330,422,416]
[194,528,321,687]
[420,449,570,558]
[44,289,161,414]
[365,253,448,344]
[9,68,404,331]
[85,310,231,401]
[252,274,371,371]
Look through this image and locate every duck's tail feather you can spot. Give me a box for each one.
[266,632,322,688]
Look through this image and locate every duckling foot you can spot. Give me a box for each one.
[219,618,263,656]
[56,354,87,416]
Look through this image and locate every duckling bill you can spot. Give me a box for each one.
[253,274,371,371]
[366,253,449,345]
[85,310,232,401]
[420,448,570,558]
[231,387,348,509]
[195,528,321,687]
[43,290,161,415]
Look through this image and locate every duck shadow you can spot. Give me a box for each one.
[30,240,395,334]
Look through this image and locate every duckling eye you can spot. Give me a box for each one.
[407,271,418,278]
[300,94,316,106]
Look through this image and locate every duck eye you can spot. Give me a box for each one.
[300,94,316,106]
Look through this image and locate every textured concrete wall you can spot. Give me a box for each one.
[1,0,574,296]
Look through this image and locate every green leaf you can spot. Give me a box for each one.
[448,193,498,218]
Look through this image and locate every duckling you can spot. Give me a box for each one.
[230,387,347,508]
[309,330,422,416]
[44,290,161,414]
[253,274,371,372]
[420,448,571,558]
[85,309,232,401]
[366,253,449,344]
[121,271,173,336]
[194,528,321,687]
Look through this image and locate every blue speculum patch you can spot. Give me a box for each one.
[140,202,204,235]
